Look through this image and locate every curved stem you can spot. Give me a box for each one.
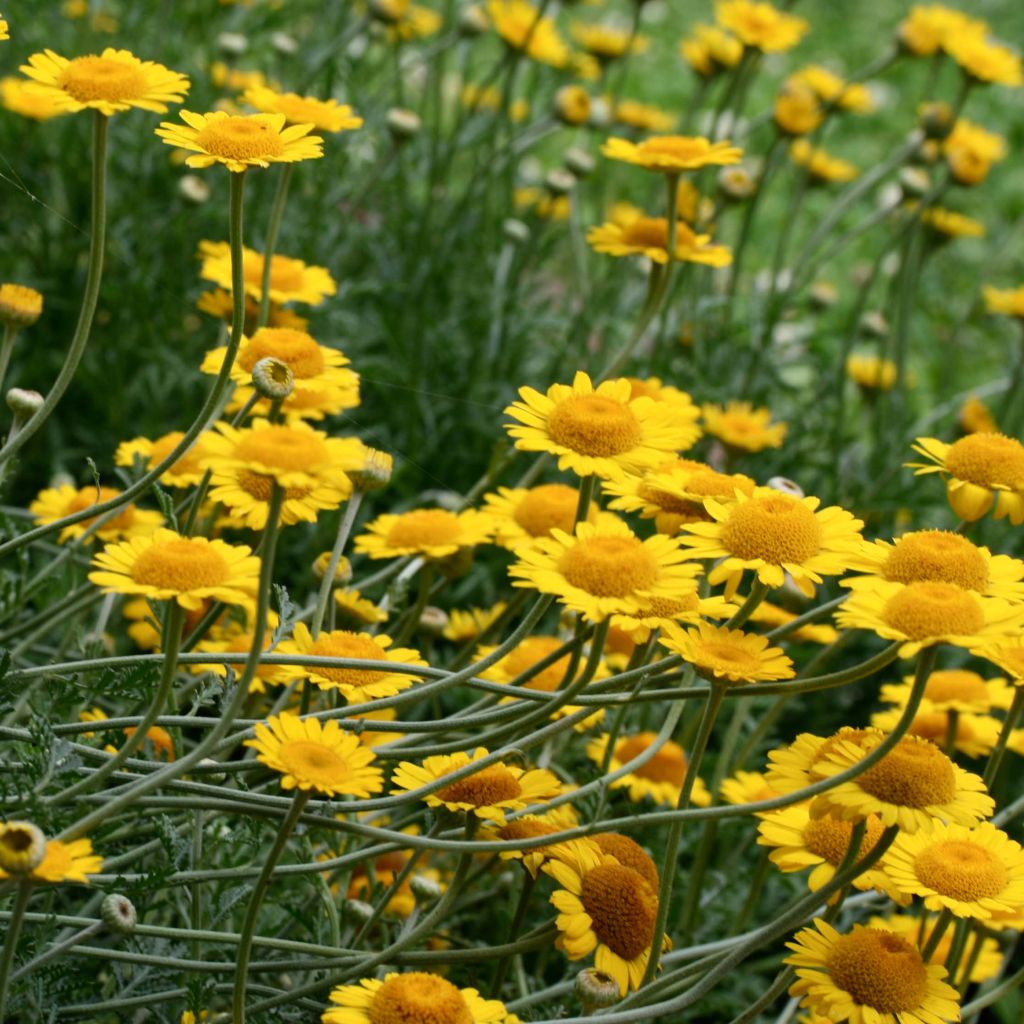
[256,164,294,329]
[0,324,18,398]
[0,880,32,1019]
[310,491,364,638]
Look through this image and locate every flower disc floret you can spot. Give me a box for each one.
[483,483,594,550]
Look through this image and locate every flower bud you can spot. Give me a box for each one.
[386,107,422,142]
[587,96,612,129]
[563,147,596,180]
[345,899,376,922]
[418,606,449,637]
[766,476,804,498]
[0,283,43,329]
[7,387,43,421]
[544,169,577,197]
[178,174,211,204]
[575,968,621,1011]
[101,893,138,935]
[369,0,405,23]
[251,357,294,401]
[0,820,47,875]
[502,218,530,245]
[313,552,353,584]
[349,447,393,491]
[553,85,591,126]
[409,873,443,901]
[217,32,248,55]
[898,166,930,200]
[859,310,890,339]
[717,165,757,202]
[271,32,299,55]
[198,757,227,785]
[918,101,954,141]
[458,4,488,36]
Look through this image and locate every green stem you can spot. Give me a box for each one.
[311,491,364,638]
[489,871,537,997]
[921,907,954,961]
[232,788,312,1022]
[943,708,959,756]
[0,881,32,1019]
[0,324,18,397]
[575,474,597,525]
[256,164,294,329]
[984,686,1024,788]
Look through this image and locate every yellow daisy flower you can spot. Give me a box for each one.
[386,4,443,40]
[245,714,384,797]
[785,918,961,1024]
[601,134,742,174]
[29,484,164,543]
[509,517,702,622]
[983,283,1024,319]
[883,821,1024,919]
[702,401,787,452]
[948,34,1023,87]
[880,668,1014,715]
[442,602,507,643]
[614,100,676,133]
[334,589,388,627]
[1,75,66,120]
[196,287,309,333]
[197,240,337,307]
[0,14,7,40]
[790,140,858,183]
[909,434,1024,524]
[973,638,1024,684]
[482,483,595,551]
[942,118,1007,186]
[123,596,216,651]
[870,707,1001,759]
[766,727,869,795]
[719,769,780,806]
[0,282,43,327]
[505,372,702,479]
[543,839,666,995]
[847,353,898,391]
[156,110,323,172]
[0,837,102,884]
[486,0,570,68]
[115,430,212,488]
[242,84,362,133]
[355,507,495,560]
[897,6,986,57]
[586,731,711,808]
[89,528,260,611]
[959,395,999,435]
[479,805,580,878]
[20,48,189,116]
[611,590,735,644]
[836,580,1024,657]
[570,23,648,63]
[586,217,732,267]
[715,0,809,52]
[809,732,994,833]
[922,206,985,241]
[774,84,824,137]
[659,621,795,684]
[745,601,839,645]
[192,616,290,693]
[680,24,743,78]
[323,973,511,1024]
[789,65,874,114]
[390,747,562,824]
[277,623,424,701]
[680,487,864,598]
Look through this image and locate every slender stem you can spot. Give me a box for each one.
[574,474,597,526]
[984,686,1024,788]
[0,324,17,397]
[489,871,537,997]
[921,907,954,961]
[311,491,364,638]
[0,881,33,1019]
[257,164,294,329]
[232,788,311,1022]
[943,708,959,756]
[10,920,103,983]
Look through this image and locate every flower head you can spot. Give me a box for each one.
[586,731,711,808]
[847,353,897,391]
[0,837,103,884]
[897,5,986,57]
[702,401,787,452]
[1,76,66,120]
[486,0,570,67]
[659,621,795,684]
[116,431,212,488]
[948,34,1022,86]
[483,483,596,551]
[715,0,809,52]
[983,284,1024,319]
[242,84,362,133]
[355,507,494,560]
[323,973,512,1024]
[943,119,1007,186]
[30,484,164,543]
[680,24,743,78]
[789,65,873,113]
[197,241,336,307]
[587,217,732,267]
[790,140,858,184]
[602,134,742,173]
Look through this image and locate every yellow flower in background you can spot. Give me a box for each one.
[486,0,570,68]
[921,205,985,239]
[196,288,309,332]
[0,282,43,327]
[482,483,594,551]
[613,99,676,134]
[1,76,66,120]
[514,186,569,221]
[246,714,384,797]
[242,85,363,133]
[983,284,1024,318]
[209,61,268,93]
[386,4,443,40]
[156,110,323,172]
[948,34,1023,86]
[29,484,164,543]
[570,22,648,63]
[586,731,711,808]
[323,974,511,1024]
[587,217,732,267]
[659,621,795,684]
[870,705,1001,758]
[602,134,742,173]
[192,615,290,693]
[881,669,1014,715]
[20,48,189,116]
[442,602,507,643]
[719,769,779,805]
[790,140,858,183]
[943,118,1007,186]
[846,353,897,391]
[773,83,823,136]
[611,590,734,644]
[356,507,494,559]
[116,430,212,488]
[715,0,809,53]
[789,65,873,113]
[897,5,985,57]
[197,240,337,306]
[959,395,999,434]
[480,806,579,878]
[746,601,839,645]
[680,24,743,78]
[702,401,787,452]
[0,837,103,884]
[0,13,7,39]
[335,588,389,626]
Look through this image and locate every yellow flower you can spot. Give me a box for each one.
[514,186,569,221]
[680,24,743,78]
[509,517,702,623]
[570,22,648,63]
[586,217,732,267]
[197,240,337,307]
[625,377,703,425]
[789,65,873,114]
[386,4,443,40]
[746,601,839,645]
[715,0,809,52]
[391,747,562,823]
[323,973,512,1024]
[483,483,595,551]
[29,484,164,543]
[334,588,389,626]
[959,395,998,434]
[553,84,590,125]
[20,48,189,116]
[156,110,323,172]
[505,372,705,479]
[0,837,102,884]
[785,918,962,1024]
[773,83,823,136]
[943,118,1006,186]
[123,596,217,651]
[602,134,742,173]
[0,283,43,327]
[462,83,530,123]
[480,805,580,878]
[880,668,1014,715]
[442,602,507,643]
[242,84,362,133]
[245,714,384,797]
[1,76,66,120]
[921,206,984,239]
[948,34,1023,87]
[790,139,858,183]
[586,731,711,809]
[196,287,309,332]
[681,487,864,598]
[115,430,212,488]
[191,614,290,692]
[614,100,676,134]
[486,0,570,68]
[719,769,779,806]
[355,507,494,560]
[659,621,795,684]
[983,284,1024,318]
[0,13,7,39]
[870,706,1001,759]
[89,528,260,611]
[909,433,1024,523]
[897,5,986,57]
[883,822,1024,919]
[277,623,425,701]
[846,353,897,390]
[702,400,787,452]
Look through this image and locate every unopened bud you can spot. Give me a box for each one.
[418,606,449,637]
[563,147,596,179]
[271,32,299,55]
[766,476,804,498]
[314,552,353,584]
[718,165,757,201]
[217,32,248,55]
[808,280,838,310]
[575,968,621,1010]
[198,757,227,785]
[502,218,530,244]
[859,311,890,339]
[458,4,488,36]
[179,174,211,204]
[346,899,376,922]
[7,387,44,423]
[545,169,577,196]
[587,96,612,129]
[101,893,138,935]
[918,102,953,141]
[409,873,443,901]
[553,85,591,126]
[349,448,393,491]
[0,283,44,329]
[386,107,422,141]
[0,820,47,875]
[251,357,294,401]
[899,166,930,200]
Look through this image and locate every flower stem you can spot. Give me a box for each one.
[311,491,364,639]
[489,871,537,997]
[0,324,18,397]
[0,880,33,1020]
[984,685,1024,789]
[256,164,294,329]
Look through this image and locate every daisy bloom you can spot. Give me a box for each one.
[702,400,787,452]
[1,76,66,121]
[897,6,986,57]
[757,805,896,897]
[785,918,961,1024]
[611,590,735,644]
[192,617,291,693]
[586,217,732,267]
[29,484,163,543]
[355,507,495,560]
[505,372,702,479]
[790,140,858,184]
[614,99,677,133]
[323,973,512,1024]
[0,837,102,884]
[880,668,1013,715]
[766,727,871,795]
[843,529,1024,602]
[334,589,388,627]
[716,0,809,52]
[746,601,839,645]
[680,487,864,598]
[442,602,507,643]
[921,206,985,240]
[942,118,1007,186]
[544,839,666,995]
[774,84,823,136]
[601,134,742,174]
[836,580,1024,657]
[246,714,383,797]
[973,638,1024,684]
[89,528,260,611]
[571,22,648,63]
[20,48,189,116]
[882,821,1024,920]
[116,430,212,488]
[277,623,425,702]
[0,282,42,327]
[197,240,336,307]
[948,34,1022,86]
[680,24,743,78]
[123,597,217,651]
[871,706,1000,759]
[983,283,1024,319]
[242,84,362,133]
[156,110,323,172]
[509,517,702,622]
[789,65,874,114]
[386,4,442,41]
[197,287,309,333]
[847,354,897,391]
[719,769,780,806]
[586,731,711,808]
[0,14,7,40]
[809,732,994,833]
[480,805,580,877]
[482,483,596,551]
[659,621,794,684]
[486,0,570,68]
[390,747,562,824]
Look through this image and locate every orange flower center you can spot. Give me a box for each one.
[386,509,463,549]
[914,839,1009,902]
[720,493,822,564]
[368,973,472,1024]
[149,432,205,478]
[614,734,686,787]
[924,670,990,705]
[621,218,670,250]
[559,535,659,597]
[882,582,985,640]
[130,539,230,592]
[59,55,146,103]
[641,592,701,618]
[504,636,572,692]
[592,833,659,890]
[278,739,349,787]
[67,486,136,531]
[513,483,581,538]
[234,425,328,472]
[436,764,522,807]
[803,814,885,866]
[497,819,559,843]
[944,433,1024,490]
[239,328,326,378]
[243,253,307,294]
[638,136,709,161]
[909,710,975,747]
[547,394,643,457]
[826,929,929,1013]
[308,632,391,689]
[195,116,286,162]
[857,738,958,808]
[882,530,990,591]
[236,470,312,502]
[580,863,658,960]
